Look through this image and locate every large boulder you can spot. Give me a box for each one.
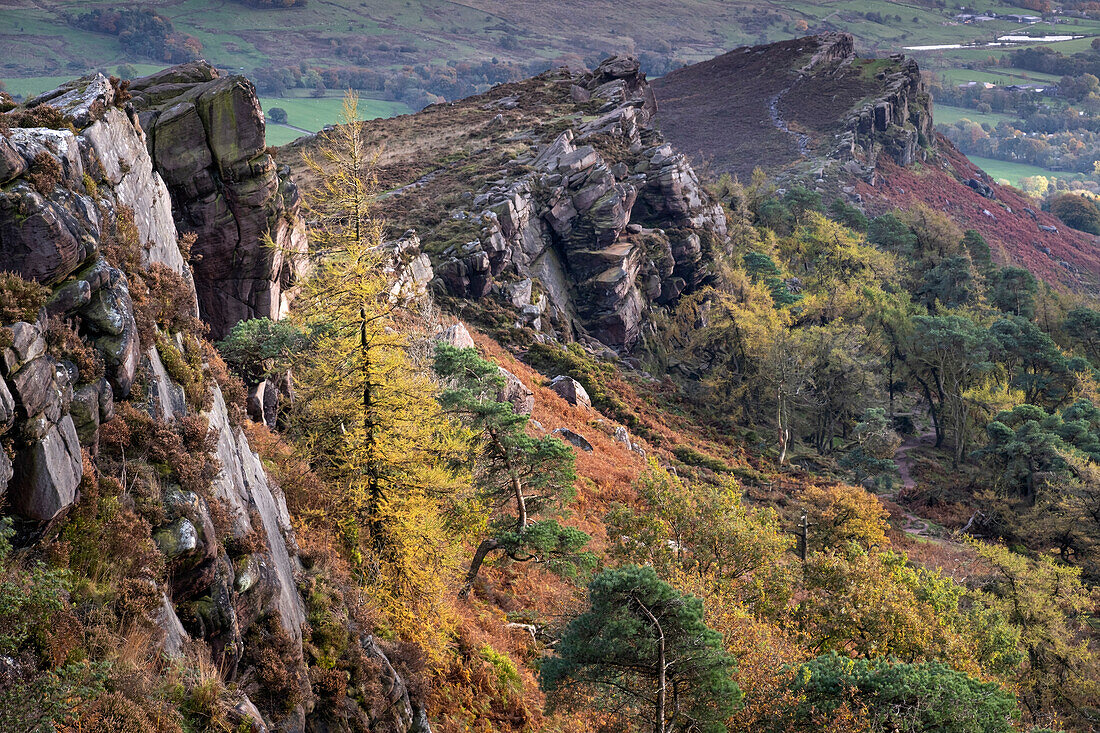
[9,415,82,521]
[548,375,592,408]
[437,323,476,349]
[497,367,534,415]
[0,130,100,285]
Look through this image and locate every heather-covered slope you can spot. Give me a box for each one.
[653,33,934,180]
[653,33,1100,293]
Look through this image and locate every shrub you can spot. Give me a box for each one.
[27,151,62,194]
[672,445,732,473]
[46,315,105,384]
[156,333,209,412]
[216,317,306,385]
[1050,193,1100,235]
[782,652,1018,732]
[0,270,48,324]
[143,263,204,338]
[242,612,306,713]
[0,104,75,135]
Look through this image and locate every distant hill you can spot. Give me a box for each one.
[653,33,1100,293]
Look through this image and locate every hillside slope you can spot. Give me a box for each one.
[653,33,1100,293]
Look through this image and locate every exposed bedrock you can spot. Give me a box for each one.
[434,57,727,352]
[129,62,308,340]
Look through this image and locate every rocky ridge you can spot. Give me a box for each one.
[294,57,729,353]
[652,33,936,183]
[442,57,727,350]
[0,71,429,732]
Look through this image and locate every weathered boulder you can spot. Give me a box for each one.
[0,171,100,285]
[497,367,534,415]
[79,260,140,397]
[380,230,434,304]
[548,375,592,408]
[10,415,82,521]
[69,378,112,447]
[553,427,594,452]
[130,63,308,339]
[2,321,46,375]
[0,445,12,500]
[437,322,476,349]
[155,517,201,561]
[0,378,14,431]
[9,356,55,420]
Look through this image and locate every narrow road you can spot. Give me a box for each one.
[272,122,313,135]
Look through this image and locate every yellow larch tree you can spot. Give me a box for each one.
[288,90,478,654]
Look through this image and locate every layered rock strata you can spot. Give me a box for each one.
[129,63,308,340]
[433,57,728,351]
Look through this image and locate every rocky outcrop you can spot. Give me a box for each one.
[842,54,935,169]
[1,72,430,733]
[431,57,726,351]
[129,63,308,340]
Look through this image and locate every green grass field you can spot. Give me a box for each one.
[259,96,412,146]
[259,97,411,132]
[3,0,1097,84]
[934,104,1018,127]
[5,0,1100,157]
[967,154,1057,187]
[0,71,412,149]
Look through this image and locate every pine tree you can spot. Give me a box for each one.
[541,565,740,733]
[433,344,591,598]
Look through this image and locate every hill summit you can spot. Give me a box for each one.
[654,33,1100,292]
[653,32,935,181]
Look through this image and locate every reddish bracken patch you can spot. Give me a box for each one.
[855,135,1100,292]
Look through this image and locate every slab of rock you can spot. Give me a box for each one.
[10,414,82,521]
[9,357,56,420]
[553,427,594,452]
[156,591,190,658]
[0,376,15,431]
[206,386,305,642]
[497,367,534,415]
[548,375,592,408]
[2,322,46,376]
[437,323,476,349]
[0,445,12,500]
